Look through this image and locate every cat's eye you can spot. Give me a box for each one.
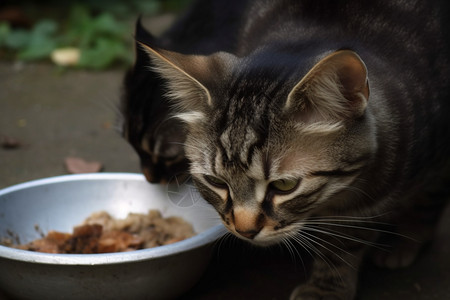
[270,178,300,194]
[204,175,228,189]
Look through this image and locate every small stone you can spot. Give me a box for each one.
[1,135,22,149]
[51,48,81,67]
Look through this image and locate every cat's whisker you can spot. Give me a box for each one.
[170,141,211,158]
[306,213,392,223]
[287,233,316,262]
[281,238,296,261]
[346,187,375,202]
[280,235,303,266]
[292,234,348,286]
[213,231,234,258]
[152,115,180,137]
[289,233,344,283]
[112,124,124,134]
[170,142,207,154]
[97,93,124,117]
[92,91,121,113]
[290,234,322,265]
[324,180,375,203]
[305,223,377,248]
[74,91,126,135]
[303,218,417,242]
[305,220,385,234]
[280,233,311,278]
[302,224,386,250]
[281,237,309,278]
[300,229,356,258]
[297,230,356,271]
[105,99,123,119]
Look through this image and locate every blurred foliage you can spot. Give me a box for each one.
[63,5,131,69]
[2,19,59,61]
[0,0,192,69]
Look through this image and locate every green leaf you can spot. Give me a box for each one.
[33,19,58,36]
[4,29,30,49]
[92,13,125,36]
[134,1,160,15]
[63,5,93,46]
[18,38,57,61]
[0,22,11,47]
[78,37,125,69]
[68,5,91,28]
[17,19,59,61]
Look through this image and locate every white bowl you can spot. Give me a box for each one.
[0,173,225,300]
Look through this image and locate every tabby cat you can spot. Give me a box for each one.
[121,0,450,298]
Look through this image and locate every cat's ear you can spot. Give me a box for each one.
[133,18,157,68]
[285,50,369,122]
[139,42,217,114]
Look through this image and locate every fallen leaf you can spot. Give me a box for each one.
[101,121,112,129]
[1,135,22,149]
[64,156,103,174]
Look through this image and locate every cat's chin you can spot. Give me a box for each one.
[245,237,282,247]
[230,227,300,247]
[238,233,293,247]
[228,234,280,247]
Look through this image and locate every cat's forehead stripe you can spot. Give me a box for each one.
[218,125,260,169]
[215,96,271,171]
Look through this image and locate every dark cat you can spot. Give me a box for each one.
[121,1,245,183]
[121,20,188,183]
[121,0,450,298]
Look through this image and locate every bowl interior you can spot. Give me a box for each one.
[0,173,221,249]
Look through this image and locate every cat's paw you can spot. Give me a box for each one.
[370,239,422,269]
[289,284,351,300]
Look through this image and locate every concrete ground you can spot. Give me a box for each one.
[0,62,140,188]
[1,21,450,300]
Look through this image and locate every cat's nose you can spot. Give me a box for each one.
[142,166,156,183]
[233,207,263,240]
[142,164,166,183]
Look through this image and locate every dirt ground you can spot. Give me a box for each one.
[1,16,450,300]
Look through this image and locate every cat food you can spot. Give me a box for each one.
[7,210,195,254]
